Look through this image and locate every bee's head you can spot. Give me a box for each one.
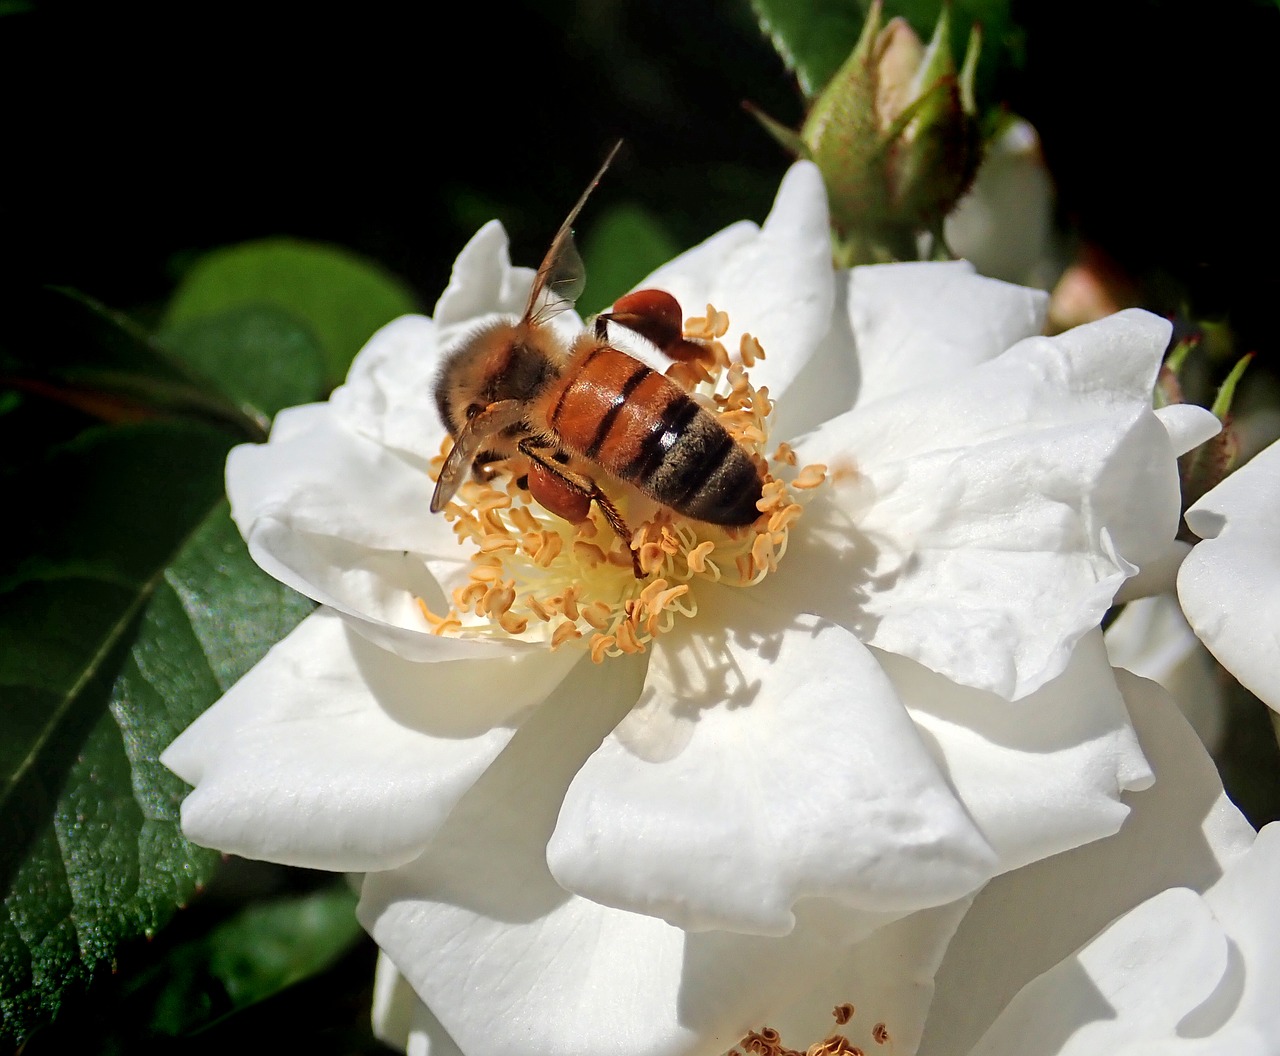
[432,317,562,436]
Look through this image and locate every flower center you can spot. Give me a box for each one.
[419,305,827,662]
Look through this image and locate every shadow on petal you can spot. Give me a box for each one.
[347,618,582,739]
[366,650,649,926]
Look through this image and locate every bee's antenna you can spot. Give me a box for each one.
[560,139,624,236]
[523,139,626,324]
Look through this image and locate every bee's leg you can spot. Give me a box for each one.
[586,486,644,579]
[518,439,644,578]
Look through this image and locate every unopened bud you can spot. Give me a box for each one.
[748,1,983,264]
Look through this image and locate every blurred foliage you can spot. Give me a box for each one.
[3,0,1280,1050]
[163,240,420,390]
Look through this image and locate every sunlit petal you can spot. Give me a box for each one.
[919,672,1255,1055]
[161,609,579,870]
[638,161,834,407]
[847,260,1048,408]
[547,586,996,936]
[790,308,1179,698]
[1178,437,1280,709]
[360,654,948,1056]
[888,630,1153,875]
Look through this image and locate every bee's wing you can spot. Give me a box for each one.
[526,229,586,327]
[523,140,623,328]
[430,420,487,513]
[430,400,529,513]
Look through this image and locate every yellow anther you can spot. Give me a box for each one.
[638,577,671,607]
[453,581,488,610]
[573,540,607,568]
[606,545,635,568]
[551,621,583,650]
[751,531,776,573]
[686,539,716,573]
[614,620,644,654]
[560,585,581,622]
[652,584,689,611]
[793,463,828,489]
[684,315,715,340]
[590,633,616,663]
[509,506,539,533]
[534,531,563,567]
[479,535,519,554]
[415,597,461,636]
[581,600,613,630]
[739,333,765,365]
[498,612,528,635]
[482,582,516,617]
[432,616,462,636]
[476,492,512,514]
[768,503,804,532]
[639,542,667,573]
[758,479,788,513]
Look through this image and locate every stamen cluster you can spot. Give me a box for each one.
[419,305,827,661]
[731,1004,892,1056]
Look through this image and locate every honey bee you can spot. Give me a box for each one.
[430,141,764,577]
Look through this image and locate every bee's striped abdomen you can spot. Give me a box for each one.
[547,345,762,525]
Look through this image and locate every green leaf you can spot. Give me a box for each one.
[207,885,363,1008]
[124,882,364,1041]
[578,203,682,318]
[0,421,314,1047]
[748,0,866,98]
[164,239,419,390]
[157,304,328,421]
[0,287,267,440]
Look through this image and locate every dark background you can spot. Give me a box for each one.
[6,0,1278,366]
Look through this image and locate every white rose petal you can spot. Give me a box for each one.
[919,672,1255,1055]
[639,160,835,416]
[373,955,465,1056]
[1178,437,1280,709]
[791,308,1179,698]
[846,260,1048,409]
[330,314,446,463]
[546,586,996,936]
[889,630,1152,874]
[361,654,953,1056]
[160,609,579,870]
[1105,594,1226,753]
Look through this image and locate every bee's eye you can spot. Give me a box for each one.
[465,403,485,420]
